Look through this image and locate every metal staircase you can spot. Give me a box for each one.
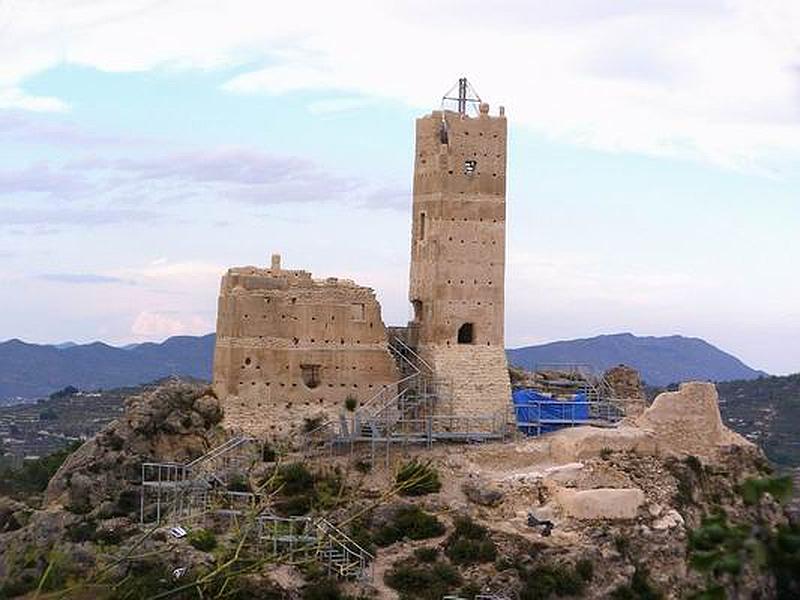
[140,435,262,524]
[256,514,374,580]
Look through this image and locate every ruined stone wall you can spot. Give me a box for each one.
[408,104,510,417]
[213,256,398,436]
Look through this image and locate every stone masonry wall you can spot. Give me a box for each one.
[213,255,398,437]
[423,344,512,423]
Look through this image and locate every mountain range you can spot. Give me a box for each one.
[507,332,766,386]
[0,334,215,402]
[0,331,767,401]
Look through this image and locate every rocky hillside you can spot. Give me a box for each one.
[507,333,766,386]
[0,381,797,599]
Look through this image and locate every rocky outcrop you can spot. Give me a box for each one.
[45,381,222,516]
[636,381,752,457]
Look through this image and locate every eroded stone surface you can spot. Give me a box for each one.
[636,381,752,457]
[213,257,399,436]
[555,487,645,520]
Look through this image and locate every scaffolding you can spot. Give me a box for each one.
[140,438,374,580]
[304,336,509,465]
[512,363,643,436]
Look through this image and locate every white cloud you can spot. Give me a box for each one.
[0,88,68,112]
[131,310,210,339]
[1,1,799,168]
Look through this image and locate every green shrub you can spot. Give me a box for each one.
[302,578,345,600]
[396,459,441,496]
[414,546,439,563]
[610,566,663,600]
[227,473,250,493]
[519,562,587,600]
[374,506,445,546]
[272,463,343,516]
[575,558,594,582]
[739,476,793,505]
[444,517,496,565]
[384,558,461,600]
[345,396,358,412]
[278,463,315,495]
[188,529,218,552]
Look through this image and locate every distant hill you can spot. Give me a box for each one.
[0,334,215,401]
[507,333,766,386]
[1,331,768,401]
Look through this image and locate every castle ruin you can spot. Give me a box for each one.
[213,79,511,437]
[213,255,399,435]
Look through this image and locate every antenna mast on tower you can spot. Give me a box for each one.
[441,77,482,116]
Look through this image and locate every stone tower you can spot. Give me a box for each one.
[408,81,511,417]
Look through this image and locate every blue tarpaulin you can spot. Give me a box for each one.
[512,389,591,436]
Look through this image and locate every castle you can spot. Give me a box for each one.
[213,80,510,436]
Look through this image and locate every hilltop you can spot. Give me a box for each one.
[507,333,766,386]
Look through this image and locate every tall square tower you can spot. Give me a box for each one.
[408,81,511,417]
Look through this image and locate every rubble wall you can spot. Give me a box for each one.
[213,258,398,436]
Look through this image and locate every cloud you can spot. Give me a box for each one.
[66,146,389,206]
[4,1,799,167]
[0,111,133,146]
[37,273,136,285]
[131,310,212,339]
[0,206,159,227]
[0,88,68,112]
[0,163,92,198]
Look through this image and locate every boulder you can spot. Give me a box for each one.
[555,487,645,520]
[462,479,504,507]
[548,425,657,462]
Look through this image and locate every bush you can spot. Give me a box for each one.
[520,563,587,600]
[227,473,251,493]
[575,558,594,582]
[610,566,663,600]
[384,558,461,600]
[396,459,441,496]
[444,517,496,565]
[302,578,346,600]
[345,396,358,412]
[414,546,439,563]
[188,528,218,552]
[739,476,793,505]
[374,506,445,547]
[272,463,343,516]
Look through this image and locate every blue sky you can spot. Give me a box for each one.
[1,1,799,374]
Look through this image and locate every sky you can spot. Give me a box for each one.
[0,1,799,374]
